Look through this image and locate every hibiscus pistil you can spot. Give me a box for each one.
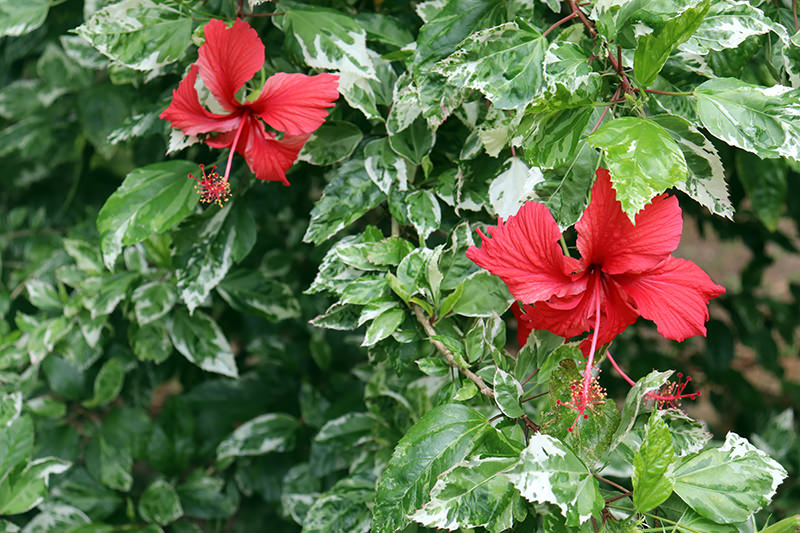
[190,164,231,207]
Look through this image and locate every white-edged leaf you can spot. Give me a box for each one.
[216,413,300,462]
[167,308,238,378]
[673,432,787,524]
[488,157,543,218]
[506,434,603,526]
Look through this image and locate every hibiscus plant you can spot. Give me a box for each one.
[1,0,800,531]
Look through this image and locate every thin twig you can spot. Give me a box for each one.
[413,304,495,398]
[590,86,620,133]
[520,368,539,387]
[569,0,596,37]
[542,11,579,38]
[594,474,629,494]
[794,0,799,32]
[521,390,549,403]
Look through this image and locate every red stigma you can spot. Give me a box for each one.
[189,164,231,207]
[557,368,607,432]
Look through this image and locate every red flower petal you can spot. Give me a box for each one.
[159,65,242,136]
[242,119,309,184]
[197,19,264,112]
[576,168,683,275]
[525,273,639,353]
[614,256,725,341]
[250,72,340,135]
[466,201,585,303]
[511,303,535,347]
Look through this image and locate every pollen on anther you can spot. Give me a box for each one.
[190,164,231,207]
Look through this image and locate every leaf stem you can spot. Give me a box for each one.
[636,88,694,97]
[521,390,548,403]
[569,0,597,37]
[593,474,629,494]
[795,0,799,32]
[412,304,494,398]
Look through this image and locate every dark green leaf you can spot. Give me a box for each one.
[0,458,71,515]
[298,121,363,166]
[0,0,49,37]
[372,404,497,533]
[97,161,199,270]
[303,478,374,533]
[410,456,524,533]
[217,270,300,322]
[493,368,523,419]
[75,0,192,70]
[304,159,384,245]
[216,413,300,463]
[451,271,513,317]
[168,308,238,378]
[735,151,787,231]
[132,281,176,325]
[82,358,129,408]
[175,202,256,313]
[138,480,183,526]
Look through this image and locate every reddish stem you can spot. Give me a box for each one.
[569,0,597,37]
[590,86,621,133]
[542,11,579,38]
[795,0,799,32]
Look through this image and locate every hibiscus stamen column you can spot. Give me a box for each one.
[606,350,700,408]
[222,114,248,186]
[558,280,607,431]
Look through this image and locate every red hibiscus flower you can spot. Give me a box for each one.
[467,168,724,424]
[160,18,339,202]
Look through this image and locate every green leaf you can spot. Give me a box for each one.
[0,392,22,427]
[372,404,497,533]
[410,456,524,533]
[131,322,172,363]
[176,471,237,520]
[302,478,374,533]
[139,480,183,526]
[535,142,599,229]
[365,138,413,195]
[608,370,672,454]
[217,270,300,322]
[74,0,192,71]
[0,415,34,475]
[24,280,62,312]
[649,115,732,219]
[168,308,238,378]
[174,202,256,313]
[0,0,49,37]
[412,0,505,70]
[587,117,687,219]
[735,151,787,231]
[506,434,603,526]
[673,432,787,524]
[679,0,787,56]
[362,307,405,347]
[632,411,675,513]
[432,21,546,110]
[529,41,603,112]
[493,368,524,419]
[304,158,384,245]
[761,516,800,533]
[590,0,648,41]
[695,78,800,162]
[273,5,375,79]
[488,157,544,218]
[522,107,593,170]
[633,0,710,87]
[405,190,441,243]
[216,413,300,463]
[80,272,139,319]
[541,359,620,469]
[389,116,435,165]
[132,281,177,325]
[450,271,513,317]
[97,160,199,270]
[298,121,363,166]
[0,458,71,515]
[82,358,129,408]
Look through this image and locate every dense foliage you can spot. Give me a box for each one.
[2,0,800,531]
